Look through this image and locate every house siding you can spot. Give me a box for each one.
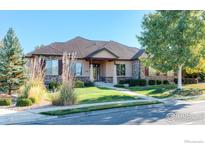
[28,55,176,84]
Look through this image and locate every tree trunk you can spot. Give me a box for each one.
[8,86,11,95]
[177,65,183,90]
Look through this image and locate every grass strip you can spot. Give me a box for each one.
[41,101,162,116]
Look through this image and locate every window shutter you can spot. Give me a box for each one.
[58,60,62,75]
[145,67,149,76]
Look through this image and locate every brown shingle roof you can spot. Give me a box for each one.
[26,36,144,60]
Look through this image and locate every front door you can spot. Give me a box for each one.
[93,64,100,81]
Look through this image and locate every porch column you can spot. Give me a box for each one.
[90,64,94,82]
[113,63,117,85]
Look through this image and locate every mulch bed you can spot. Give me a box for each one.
[0,93,12,99]
[0,94,52,111]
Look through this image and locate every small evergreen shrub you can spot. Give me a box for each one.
[114,84,125,88]
[119,79,131,84]
[139,79,147,86]
[119,79,147,87]
[0,98,12,106]
[128,79,140,87]
[75,80,85,88]
[29,97,36,104]
[48,81,61,92]
[16,98,33,107]
[163,80,169,84]
[84,81,94,87]
[148,80,156,85]
[156,80,162,85]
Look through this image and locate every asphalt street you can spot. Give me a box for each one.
[21,101,205,125]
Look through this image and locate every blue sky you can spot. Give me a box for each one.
[0,10,151,53]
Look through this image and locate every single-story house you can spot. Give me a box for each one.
[26,36,176,84]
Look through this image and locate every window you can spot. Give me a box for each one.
[116,64,125,76]
[45,60,59,75]
[74,62,82,76]
[70,62,82,76]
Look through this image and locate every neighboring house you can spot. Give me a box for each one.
[26,36,176,84]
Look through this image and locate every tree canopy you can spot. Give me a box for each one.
[138,11,205,88]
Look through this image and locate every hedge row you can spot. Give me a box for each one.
[174,78,198,84]
[119,79,169,87]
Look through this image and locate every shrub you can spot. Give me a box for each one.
[48,81,60,92]
[128,79,140,87]
[138,79,147,86]
[114,84,125,88]
[156,80,162,85]
[29,97,36,104]
[148,80,156,85]
[0,98,12,106]
[16,98,33,107]
[75,80,84,88]
[119,79,147,87]
[163,80,169,84]
[119,80,125,84]
[183,78,198,84]
[84,81,94,87]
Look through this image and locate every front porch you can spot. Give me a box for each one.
[88,59,118,85]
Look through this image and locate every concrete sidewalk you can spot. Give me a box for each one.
[0,108,57,125]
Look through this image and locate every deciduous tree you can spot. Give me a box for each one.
[138,11,205,89]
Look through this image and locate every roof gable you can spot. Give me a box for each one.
[86,48,119,59]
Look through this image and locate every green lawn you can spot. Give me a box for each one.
[41,101,161,116]
[76,87,138,104]
[128,84,205,99]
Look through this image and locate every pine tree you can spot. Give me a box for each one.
[0,28,26,95]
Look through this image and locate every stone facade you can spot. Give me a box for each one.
[45,75,90,85]
[132,60,140,79]
[45,75,62,85]
[101,77,133,83]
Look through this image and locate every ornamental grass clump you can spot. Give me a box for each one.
[52,52,77,106]
[20,56,47,103]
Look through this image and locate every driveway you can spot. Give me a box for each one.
[21,101,205,125]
